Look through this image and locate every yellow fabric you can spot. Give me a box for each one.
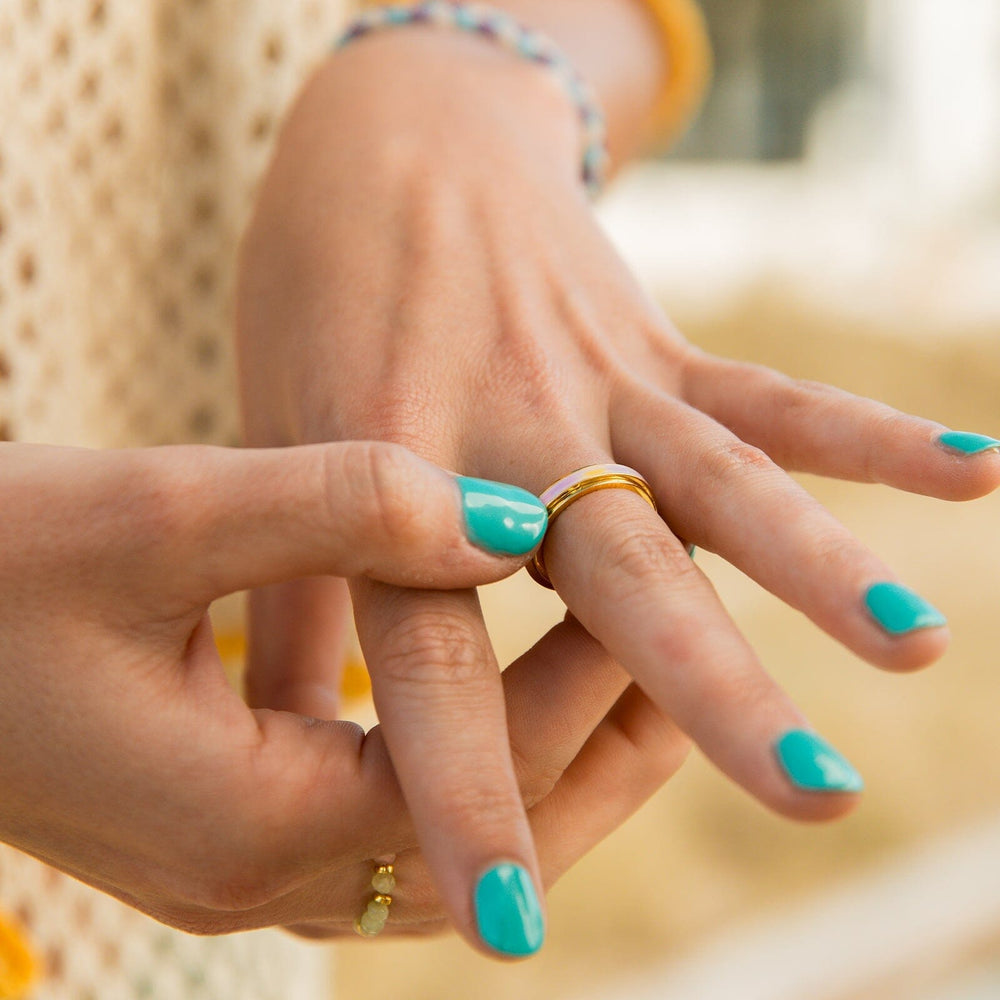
[213,630,373,702]
[0,910,39,1000]
[637,0,713,149]
[0,0,339,990]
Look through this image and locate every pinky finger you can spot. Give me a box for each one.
[529,685,691,889]
[680,351,1000,501]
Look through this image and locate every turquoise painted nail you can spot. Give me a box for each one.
[864,581,947,635]
[474,863,545,957]
[774,730,864,793]
[937,431,1000,455]
[456,477,547,556]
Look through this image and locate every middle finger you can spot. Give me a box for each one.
[612,381,950,673]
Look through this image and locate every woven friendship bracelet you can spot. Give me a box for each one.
[334,1,610,198]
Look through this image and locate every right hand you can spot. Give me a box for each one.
[235,30,999,955]
[0,440,687,954]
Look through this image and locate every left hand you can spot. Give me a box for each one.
[235,29,1000,941]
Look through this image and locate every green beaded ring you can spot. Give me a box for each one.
[353,863,396,937]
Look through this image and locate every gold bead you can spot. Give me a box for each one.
[372,894,392,907]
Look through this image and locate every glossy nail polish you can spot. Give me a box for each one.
[937,431,1000,455]
[864,582,947,635]
[474,863,545,957]
[456,477,547,556]
[774,729,864,793]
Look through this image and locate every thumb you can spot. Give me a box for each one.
[138,440,548,605]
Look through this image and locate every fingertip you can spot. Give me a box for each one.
[920,430,1000,500]
[942,455,1000,501]
[872,623,951,673]
[769,787,864,824]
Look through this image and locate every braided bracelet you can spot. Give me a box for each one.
[333,1,609,198]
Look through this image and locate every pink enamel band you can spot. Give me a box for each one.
[527,464,657,589]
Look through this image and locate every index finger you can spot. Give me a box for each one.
[350,581,547,959]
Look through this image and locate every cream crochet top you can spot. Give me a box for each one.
[0,1,355,996]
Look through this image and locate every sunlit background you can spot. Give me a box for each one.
[330,1,1000,997]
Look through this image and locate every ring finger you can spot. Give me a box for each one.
[514,445,864,822]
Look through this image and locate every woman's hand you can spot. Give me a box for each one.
[235,24,1000,945]
[0,440,688,954]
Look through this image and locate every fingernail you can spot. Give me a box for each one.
[774,729,864,793]
[937,431,1000,455]
[864,581,947,635]
[474,862,545,957]
[456,477,547,556]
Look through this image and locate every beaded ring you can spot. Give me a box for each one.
[353,863,396,937]
[333,1,609,198]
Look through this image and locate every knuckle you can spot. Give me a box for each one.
[807,528,863,578]
[643,328,700,394]
[434,779,523,839]
[346,387,449,459]
[861,408,913,481]
[377,608,491,687]
[701,439,779,483]
[493,363,577,429]
[485,327,604,427]
[335,440,430,552]
[785,375,841,406]
[703,667,778,727]
[509,741,564,807]
[620,718,692,787]
[600,519,698,598]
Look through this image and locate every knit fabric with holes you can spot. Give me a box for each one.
[0,0,353,996]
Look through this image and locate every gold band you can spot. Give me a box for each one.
[527,465,658,589]
[353,863,395,937]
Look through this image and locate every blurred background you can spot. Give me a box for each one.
[330,0,1000,997]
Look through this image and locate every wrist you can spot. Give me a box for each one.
[288,25,584,197]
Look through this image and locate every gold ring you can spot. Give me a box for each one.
[527,464,658,588]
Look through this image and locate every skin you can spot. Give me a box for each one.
[236,3,1000,958]
[0,440,688,938]
[0,0,691,964]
